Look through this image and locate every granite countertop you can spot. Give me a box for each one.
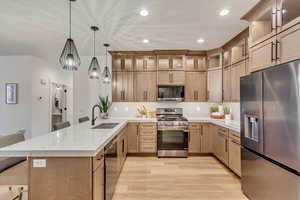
[0,117,240,157]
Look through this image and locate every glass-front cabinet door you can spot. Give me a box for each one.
[277,0,300,30]
[247,0,277,46]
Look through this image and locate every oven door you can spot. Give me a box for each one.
[157,129,189,151]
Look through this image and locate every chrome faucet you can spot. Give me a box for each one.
[91,104,101,126]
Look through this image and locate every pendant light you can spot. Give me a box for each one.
[88,26,101,79]
[59,0,81,71]
[102,43,112,84]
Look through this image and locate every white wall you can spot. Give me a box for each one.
[73,55,112,122]
[0,56,73,138]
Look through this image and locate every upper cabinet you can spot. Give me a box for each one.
[157,55,185,70]
[185,72,207,102]
[231,39,247,64]
[157,71,185,85]
[243,0,277,46]
[112,71,135,102]
[112,55,134,71]
[135,55,157,71]
[243,0,300,73]
[135,72,157,102]
[185,56,207,71]
[277,0,300,31]
[208,53,222,69]
[207,68,222,103]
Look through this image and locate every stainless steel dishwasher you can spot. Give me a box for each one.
[104,139,118,200]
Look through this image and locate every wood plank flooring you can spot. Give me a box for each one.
[113,156,248,200]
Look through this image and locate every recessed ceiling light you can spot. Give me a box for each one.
[143,39,149,43]
[197,38,205,43]
[140,9,149,16]
[219,9,230,16]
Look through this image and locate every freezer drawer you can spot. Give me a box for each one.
[242,147,300,200]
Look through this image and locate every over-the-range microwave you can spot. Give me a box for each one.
[157,85,185,102]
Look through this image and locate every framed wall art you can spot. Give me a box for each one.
[5,83,18,104]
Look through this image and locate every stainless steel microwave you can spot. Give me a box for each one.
[157,85,184,102]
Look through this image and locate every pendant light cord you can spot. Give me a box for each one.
[69,0,72,38]
[105,46,108,66]
[93,31,96,57]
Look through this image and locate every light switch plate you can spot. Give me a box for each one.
[33,159,47,168]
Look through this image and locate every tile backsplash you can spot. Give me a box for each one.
[110,102,240,122]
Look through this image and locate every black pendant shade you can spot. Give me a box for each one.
[88,26,101,79]
[102,43,111,83]
[59,0,81,71]
[60,38,81,71]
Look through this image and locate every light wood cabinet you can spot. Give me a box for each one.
[207,68,222,102]
[185,72,207,102]
[223,50,231,67]
[230,61,246,101]
[135,72,157,102]
[185,56,206,71]
[127,123,139,153]
[172,55,185,70]
[112,71,135,102]
[139,123,157,153]
[228,130,241,177]
[112,55,134,71]
[158,55,171,70]
[201,124,214,153]
[277,22,300,64]
[188,123,201,153]
[157,71,185,85]
[135,55,157,71]
[277,0,300,32]
[249,37,277,72]
[231,39,246,64]
[93,155,104,200]
[223,66,231,102]
[214,127,229,166]
[117,127,128,170]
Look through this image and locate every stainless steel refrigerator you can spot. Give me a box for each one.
[241,60,300,200]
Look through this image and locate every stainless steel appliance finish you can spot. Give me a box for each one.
[157,86,184,102]
[241,60,300,200]
[104,140,118,200]
[157,108,189,157]
[240,72,264,154]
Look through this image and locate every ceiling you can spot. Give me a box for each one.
[0,0,259,60]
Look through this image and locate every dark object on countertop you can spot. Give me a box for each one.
[53,121,71,131]
[78,116,89,123]
[92,123,119,129]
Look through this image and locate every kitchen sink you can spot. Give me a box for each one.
[92,123,119,129]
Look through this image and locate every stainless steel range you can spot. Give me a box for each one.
[157,108,189,158]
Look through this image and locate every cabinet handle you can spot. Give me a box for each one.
[225,139,228,152]
[194,91,198,101]
[122,139,125,153]
[276,9,282,28]
[276,40,280,60]
[121,59,125,70]
[143,59,147,70]
[194,58,198,70]
[271,42,276,62]
[231,139,240,145]
[170,58,173,69]
[143,91,148,101]
[271,11,277,30]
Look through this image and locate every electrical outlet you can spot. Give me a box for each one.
[33,159,47,168]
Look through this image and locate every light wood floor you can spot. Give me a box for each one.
[113,156,248,200]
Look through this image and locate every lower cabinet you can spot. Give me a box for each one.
[127,123,139,153]
[228,130,241,177]
[93,152,105,200]
[117,127,128,170]
[201,124,214,153]
[188,128,201,153]
[139,123,157,153]
[214,126,229,166]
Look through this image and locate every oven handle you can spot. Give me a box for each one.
[157,128,189,132]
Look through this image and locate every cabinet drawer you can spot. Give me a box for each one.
[140,143,156,153]
[139,123,157,130]
[217,127,229,136]
[140,135,156,143]
[188,123,201,130]
[229,130,240,143]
